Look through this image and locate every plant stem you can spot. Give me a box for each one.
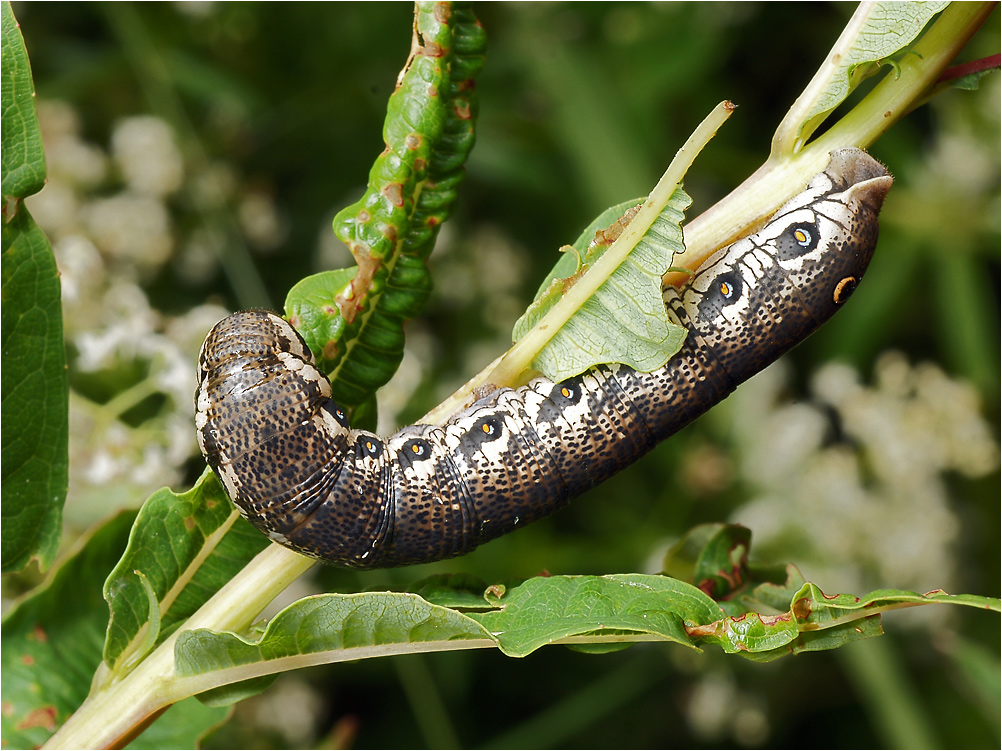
[44,545,315,749]
[425,3,994,419]
[663,1,996,288]
[486,101,734,389]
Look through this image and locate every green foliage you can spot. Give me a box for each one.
[511,188,690,381]
[102,470,269,674]
[286,3,486,408]
[2,2,998,749]
[777,1,951,153]
[1,0,67,574]
[0,512,132,749]
[0,1,45,197]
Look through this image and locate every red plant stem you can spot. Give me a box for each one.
[937,52,1001,83]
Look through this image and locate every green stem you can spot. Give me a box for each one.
[486,101,733,389]
[44,545,315,749]
[664,1,995,288]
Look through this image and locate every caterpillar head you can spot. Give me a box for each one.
[677,148,892,381]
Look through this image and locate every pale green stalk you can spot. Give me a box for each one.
[486,101,734,388]
[45,545,314,749]
[664,1,995,287]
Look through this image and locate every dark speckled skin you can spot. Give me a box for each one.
[196,148,892,568]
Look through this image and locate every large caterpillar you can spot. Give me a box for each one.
[196,148,892,568]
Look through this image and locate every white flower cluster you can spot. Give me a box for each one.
[26,102,231,527]
[727,354,998,600]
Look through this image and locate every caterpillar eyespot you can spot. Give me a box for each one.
[358,436,383,458]
[323,401,350,428]
[697,271,744,323]
[775,220,822,260]
[477,416,502,438]
[397,438,434,470]
[196,148,892,568]
[833,275,858,304]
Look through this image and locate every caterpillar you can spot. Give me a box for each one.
[196,148,892,569]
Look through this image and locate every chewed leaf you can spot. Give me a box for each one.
[688,582,1000,661]
[511,187,691,382]
[790,584,1001,626]
[489,102,734,390]
[528,199,645,303]
[316,5,485,407]
[408,573,497,610]
[774,1,949,153]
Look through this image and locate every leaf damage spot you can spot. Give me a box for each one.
[433,2,451,23]
[382,183,405,208]
[16,705,58,732]
[793,598,812,619]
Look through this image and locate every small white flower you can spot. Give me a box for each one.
[110,116,184,197]
[85,193,174,270]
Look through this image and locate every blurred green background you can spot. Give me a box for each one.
[12,2,1000,748]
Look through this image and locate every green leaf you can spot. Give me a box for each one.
[173,593,493,691]
[1,512,135,750]
[469,574,721,658]
[102,470,270,677]
[945,62,1000,91]
[526,198,644,302]
[689,583,1000,661]
[1,0,66,574]
[510,187,691,382]
[1,0,46,198]
[407,573,496,610]
[791,584,1001,627]
[672,527,1000,661]
[123,697,230,751]
[690,524,750,594]
[732,563,810,614]
[732,617,886,664]
[283,268,354,373]
[1,204,67,574]
[774,1,950,153]
[294,3,485,407]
